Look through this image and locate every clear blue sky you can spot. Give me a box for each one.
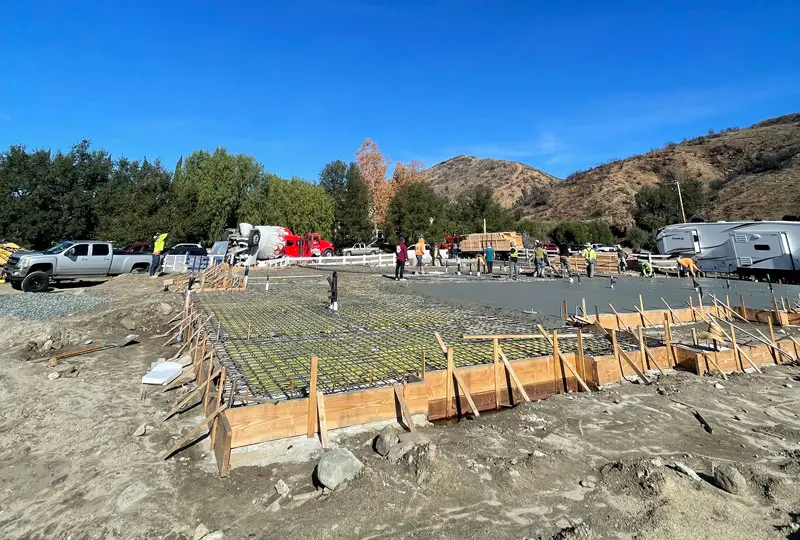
[2,0,798,180]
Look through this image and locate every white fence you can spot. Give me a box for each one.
[257,253,398,268]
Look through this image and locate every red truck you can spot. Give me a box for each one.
[283,232,334,258]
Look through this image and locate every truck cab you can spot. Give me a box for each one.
[284,233,335,258]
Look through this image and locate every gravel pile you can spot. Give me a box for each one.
[0,293,110,320]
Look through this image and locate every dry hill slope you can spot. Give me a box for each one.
[525,113,800,228]
[423,155,560,208]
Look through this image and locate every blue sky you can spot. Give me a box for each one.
[2,0,798,180]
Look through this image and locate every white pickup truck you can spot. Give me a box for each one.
[4,241,154,292]
[342,243,379,256]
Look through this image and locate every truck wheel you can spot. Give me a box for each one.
[22,271,50,293]
[370,250,377,255]
[323,250,334,257]
[248,230,261,247]
[130,266,147,275]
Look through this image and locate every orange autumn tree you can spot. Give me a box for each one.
[391,159,425,191]
[356,138,391,225]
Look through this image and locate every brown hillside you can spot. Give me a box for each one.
[525,113,800,228]
[423,155,560,208]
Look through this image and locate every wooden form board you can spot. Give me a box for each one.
[591,307,696,330]
[690,342,793,375]
[209,337,794,475]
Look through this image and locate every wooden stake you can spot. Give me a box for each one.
[664,313,675,366]
[210,370,226,442]
[594,305,601,325]
[768,318,778,365]
[434,332,448,355]
[661,297,680,323]
[493,338,501,410]
[739,294,746,319]
[446,347,454,418]
[451,366,481,418]
[611,329,621,372]
[581,298,587,318]
[162,404,227,460]
[576,329,586,382]
[691,328,699,346]
[317,390,329,449]
[609,303,627,332]
[637,325,665,375]
[639,294,645,314]
[637,326,647,370]
[562,299,568,320]
[689,296,696,321]
[497,346,531,402]
[394,385,417,431]
[536,325,592,393]
[698,293,704,317]
[729,325,742,372]
[553,329,562,393]
[162,368,220,422]
[617,346,652,385]
[307,355,318,438]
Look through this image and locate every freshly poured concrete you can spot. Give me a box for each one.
[412,275,800,319]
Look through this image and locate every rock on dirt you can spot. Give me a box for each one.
[47,372,60,381]
[672,461,702,482]
[115,481,151,512]
[193,524,209,540]
[120,317,137,331]
[714,464,747,494]
[374,425,399,456]
[274,479,290,497]
[316,448,363,490]
[133,424,147,437]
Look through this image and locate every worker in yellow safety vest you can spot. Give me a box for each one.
[508,241,519,280]
[150,232,168,277]
[581,243,597,277]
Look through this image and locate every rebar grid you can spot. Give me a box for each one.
[197,280,629,402]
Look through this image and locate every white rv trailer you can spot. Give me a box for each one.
[656,221,800,280]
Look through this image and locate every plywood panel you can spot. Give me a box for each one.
[212,412,232,477]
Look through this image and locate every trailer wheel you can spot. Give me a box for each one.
[22,271,50,293]
[248,230,261,247]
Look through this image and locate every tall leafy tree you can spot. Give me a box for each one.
[319,160,372,247]
[451,185,515,234]
[356,138,391,226]
[385,181,449,244]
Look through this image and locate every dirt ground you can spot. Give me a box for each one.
[1,271,800,540]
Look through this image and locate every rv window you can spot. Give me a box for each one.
[754,244,771,251]
[286,240,295,246]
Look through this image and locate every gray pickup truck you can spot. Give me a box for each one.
[4,240,154,292]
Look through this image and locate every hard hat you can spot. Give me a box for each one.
[585,242,591,247]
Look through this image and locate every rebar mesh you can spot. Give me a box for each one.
[197,278,629,402]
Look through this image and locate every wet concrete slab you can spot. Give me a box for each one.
[411,275,800,319]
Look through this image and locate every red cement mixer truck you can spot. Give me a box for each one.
[224,223,334,265]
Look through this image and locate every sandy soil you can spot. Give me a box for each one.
[1,272,800,540]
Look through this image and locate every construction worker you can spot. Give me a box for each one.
[558,241,571,278]
[581,242,597,278]
[394,236,408,280]
[508,240,519,281]
[641,260,654,277]
[415,236,425,275]
[533,243,548,277]
[484,242,495,275]
[150,232,168,277]
[678,256,698,277]
[616,245,627,274]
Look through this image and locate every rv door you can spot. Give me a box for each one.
[691,230,701,254]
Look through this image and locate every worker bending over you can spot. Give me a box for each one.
[678,256,699,277]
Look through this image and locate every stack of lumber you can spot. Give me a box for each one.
[565,252,623,274]
[460,232,523,253]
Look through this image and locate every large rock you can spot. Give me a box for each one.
[714,464,747,494]
[316,448,363,490]
[120,317,137,331]
[374,425,399,456]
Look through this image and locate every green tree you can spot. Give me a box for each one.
[623,226,654,252]
[319,161,372,247]
[385,182,449,244]
[451,185,515,234]
[170,148,263,243]
[259,177,334,237]
[632,178,706,233]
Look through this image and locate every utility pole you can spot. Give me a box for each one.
[483,218,487,234]
[675,181,687,223]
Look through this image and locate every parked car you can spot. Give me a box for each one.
[117,242,153,254]
[4,240,154,292]
[342,243,379,256]
[593,244,617,253]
